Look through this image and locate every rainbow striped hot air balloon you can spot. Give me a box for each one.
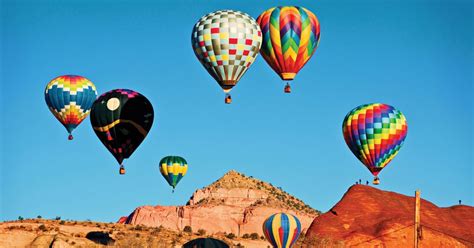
[159,156,188,192]
[257,6,320,93]
[342,103,408,185]
[45,75,97,140]
[263,213,301,248]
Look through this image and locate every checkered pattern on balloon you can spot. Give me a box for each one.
[192,10,262,102]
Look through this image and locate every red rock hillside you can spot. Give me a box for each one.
[305,185,474,247]
[119,170,319,237]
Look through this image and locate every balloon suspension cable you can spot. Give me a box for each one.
[119,164,125,175]
[225,93,232,104]
[68,134,74,140]
[284,82,291,93]
[373,176,380,185]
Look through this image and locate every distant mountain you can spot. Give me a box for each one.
[119,170,319,240]
[304,185,474,247]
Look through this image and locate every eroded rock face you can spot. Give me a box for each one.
[119,171,319,236]
[305,185,474,247]
[123,205,315,237]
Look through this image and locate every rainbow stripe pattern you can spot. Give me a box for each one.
[257,6,320,81]
[192,10,262,92]
[263,213,301,248]
[159,156,188,189]
[342,103,408,176]
[45,75,97,137]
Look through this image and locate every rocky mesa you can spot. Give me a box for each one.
[304,185,474,247]
[119,170,319,237]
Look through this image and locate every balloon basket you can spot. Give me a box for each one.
[225,94,232,104]
[119,165,125,175]
[373,177,380,185]
[68,134,73,140]
[284,83,291,93]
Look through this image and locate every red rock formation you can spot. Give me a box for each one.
[305,185,474,247]
[117,216,127,224]
[118,171,319,237]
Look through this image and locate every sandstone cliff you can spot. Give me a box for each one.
[119,170,319,237]
[304,185,474,247]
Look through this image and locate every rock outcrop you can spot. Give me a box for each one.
[305,185,474,247]
[120,170,319,237]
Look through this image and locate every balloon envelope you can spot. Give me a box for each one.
[263,213,301,248]
[159,156,188,189]
[342,103,408,177]
[90,89,154,167]
[183,238,229,248]
[191,10,262,93]
[257,6,320,81]
[45,75,97,139]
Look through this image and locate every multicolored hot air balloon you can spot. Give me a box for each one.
[159,156,188,192]
[257,6,320,93]
[90,89,154,175]
[183,238,229,248]
[45,75,97,140]
[192,10,262,104]
[342,103,408,185]
[263,213,301,248]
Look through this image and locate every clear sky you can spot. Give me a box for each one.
[1,0,472,222]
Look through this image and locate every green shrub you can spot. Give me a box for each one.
[226,233,235,239]
[197,229,206,236]
[242,233,250,239]
[250,233,259,240]
[183,226,192,233]
[38,224,47,231]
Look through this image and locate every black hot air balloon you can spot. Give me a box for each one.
[90,89,154,174]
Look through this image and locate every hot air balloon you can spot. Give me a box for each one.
[159,156,188,192]
[263,213,301,248]
[45,75,97,140]
[90,89,154,175]
[257,6,320,93]
[191,10,262,104]
[183,238,229,248]
[342,103,408,185]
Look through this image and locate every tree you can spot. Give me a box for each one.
[183,226,192,233]
[37,215,42,219]
[197,229,206,236]
[18,216,24,221]
[38,224,47,231]
[250,233,259,240]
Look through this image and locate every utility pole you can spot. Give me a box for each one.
[414,190,421,248]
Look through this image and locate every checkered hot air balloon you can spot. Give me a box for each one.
[192,10,262,104]
[263,213,301,248]
[90,89,154,175]
[342,103,408,185]
[44,75,97,140]
[159,156,188,192]
[257,6,320,93]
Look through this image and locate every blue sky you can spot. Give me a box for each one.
[1,0,472,222]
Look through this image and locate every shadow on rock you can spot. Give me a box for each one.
[86,231,115,246]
